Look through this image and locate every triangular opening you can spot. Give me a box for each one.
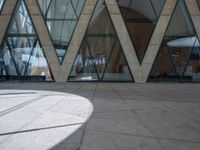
[148,0,200,82]
[68,0,134,81]
[117,0,165,63]
[25,41,53,81]
[38,0,85,64]
[1,42,18,76]
[8,0,36,35]
[68,41,99,81]
[46,0,77,19]
[86,36,116,79]
[6,37,37,76]
[148,43,177,82]
[0,0,54,81]
[165,0,195,36]
[102,40,133,81]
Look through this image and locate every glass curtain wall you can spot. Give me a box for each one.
[149,0,200,82]
[0,0,53,81]
[68,0,133,81]
[37,0,85,63]
[117,0,165,63]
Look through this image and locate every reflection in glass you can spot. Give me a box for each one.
[0,0,4,12]
[0,0,53,81]
[68,42,98,81]
[37,0,85,63]
[8,1,35,34]
[117,0,165,63]
[149,0,200,82]
[68,0,133,81]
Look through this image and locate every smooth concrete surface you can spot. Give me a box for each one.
[0,89,93,150]
[0,83,200,150]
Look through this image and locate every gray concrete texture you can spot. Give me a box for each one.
[0,82,200,150]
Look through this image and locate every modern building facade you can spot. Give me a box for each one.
[0,0,200,83]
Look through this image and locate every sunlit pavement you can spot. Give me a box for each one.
[0,82,200,150]
[0,89,93,150]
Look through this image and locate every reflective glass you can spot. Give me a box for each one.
[46,0,77,19]
[38,0,85,63]
[46,20,76,47]
[68,42,98,81]
[117,0,165,63]
[8,0,36,34]
[149,43,177,82]
[149,0,200,82]
[0,0,53,81]
[68,0,133,81]
[86,36,116,79]
[151,0,165,17]
[1,42,18,76]
[0,0,4,12]
[127,22,155,62]
[103,41,133,81]
[166,0,195,36]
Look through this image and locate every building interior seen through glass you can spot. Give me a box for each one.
[68,0,133,81]
[0,0,53,81]
[37,0,85,63]
[117,0,165,63]
[1,0,200,82]
[149,0,200,82]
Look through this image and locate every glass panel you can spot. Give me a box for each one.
[0,0,4,12]
[68,0,133,81]
[0,0,54,81]
[185,47,200,81]
[27,41,53,81]
[8,0,36,34]
[37,0,51,16]
[0,52,7,77]
[118,0,157,20]
[46,20,76,47]
[71,0,85,16]
[169,47,191,76]
[103,40,133,81]
[86,36,115,78]
[38,0,85,63]
[1,42,18,76]
[166,0,195,36]
[151,0,165,17]
[46,0,76,19]
[117,0,165,62]
[148,44,177,82]
[88,0,115,34]
[2,37,53,81]
[6,37,37,76]
[68,42,98,81]
[149,0,200,82]
[127,21,155,62]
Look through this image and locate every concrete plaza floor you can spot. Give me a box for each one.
[0,82,200,150]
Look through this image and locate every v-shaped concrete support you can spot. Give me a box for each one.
[105,0,178,83]
[25,0,97,82]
